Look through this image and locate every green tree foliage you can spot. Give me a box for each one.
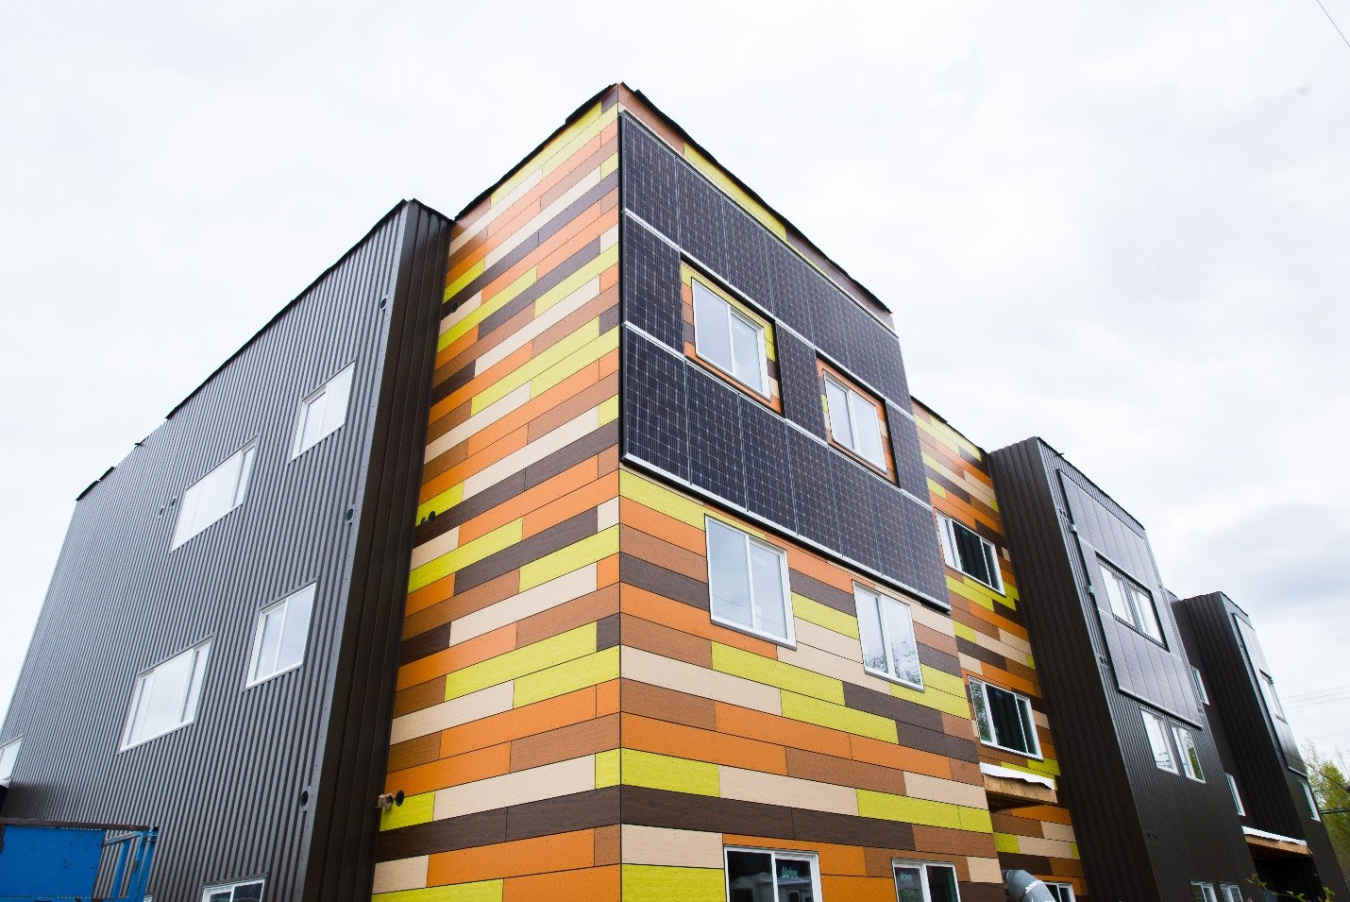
[1305,743,1350,886]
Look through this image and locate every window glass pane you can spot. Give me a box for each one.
[1226,774,1245,815]
[987,683,1031,753]
[1016,695,1041,757]
[253,605,285,682]
[1142,711,1175,771]
[233,883,263,902]
[969,681,993,743]
[1173,726,1204,781]
[183,645,209,724]
[727,851,774,902]
[1222,887,1241,902]
[749,541,788,641]
[1260,674,1286,720]
[694,282,734,373]
[729,314,765,393]
[893,866,924,902]
[299,390,329,452]
[322,365,354,434]
[1130,585,1164,642]
[825,379,852,449]
[1098,565,1133,623]
[857,589,888,675]
[708,521,754,631]
[1191,667,1209,705]
[233,445,257,507]
[0,738,21,782]
[936,518,958,568]
[173,444,253,548]
[980,542,1002,592]
[207,893,230,902]
[926,864,960,902]
[952,523,993,587]
[276,586,315,674]
[848,391,885,466]
[881,598,923,688]
[1303,780,1321,821]
[775,856,815,902]
[138,651,194,740]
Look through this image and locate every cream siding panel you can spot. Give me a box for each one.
[719,766,859,816]
[389,683,514,744]
[621,646,782,715]
[372,857,429,893]
[424,384,531,463]
[904,771,991,809]
[474,277,601,373]
[966,857,1004,884]
[433,755,595,820]
[776,641,895,695]
[621,826,724,868]
[794,619,863,663]
[411,527,460,571]
[462,406,603,498]
[449,566,599,646]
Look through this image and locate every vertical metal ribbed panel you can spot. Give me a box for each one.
[0,202,450,901]
[990,439,1257,900]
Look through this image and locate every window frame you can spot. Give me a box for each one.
[1045,883,1076,902]
[968,677,1042,759]
[1302,779,1322,822]
[936,514,1004,594]
[1192,883,1219,902]
[0,737,21,784]
[291,362,356,459]
[822,372,887,470]
[855,585,924,690]
[1095,558,1165,646]
[1225,773,1245,816]
[1190,665,1209,705]
[171,440,259,549]
[892,858,962,902]
[1220,886,1242,902]
[201,879,265,902]
[724,846,822,902]
[691,277,771,399]
[120,641,211,751]
[1142,710,1178,773]
[1259,672,1287,721]
[245,584,317,688]
[705,517,796,647]
[1172,724,1205,782]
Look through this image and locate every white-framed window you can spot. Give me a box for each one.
[856,585,923,689]
[936,514,1003,593]
[1259,672,1286,721]
[823,374,886,468]
[1302,779,1322,822]
[725,847,821,902]
[968,678,1041,758]
[1190,666,1209,705]
[1226,773,1245,815]
[203,880,264,902]
[1220,885,1243,902]
[0,737,21,783]
[121,642,210,750]
[692,278,769,396]
[292,363,355,458]
[1142,710,1177,773]
[1172,725,1205,782]
[707,517,794,646]
[247,584,317,687]
[172,441,258,549]
[893,859,961,902]
[1096,560,1164,644]
[1046,883,1076,902]
[1192,883,1219,902]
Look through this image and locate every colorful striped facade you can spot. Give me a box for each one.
[913,403,1087,898]
[371,87,1006,902]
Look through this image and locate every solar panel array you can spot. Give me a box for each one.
[619,114,945,603]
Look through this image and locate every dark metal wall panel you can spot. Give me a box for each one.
[618,113,947,607]
[0,203,449,902]
[1176,593,1350,899]
[990,438,1256,901]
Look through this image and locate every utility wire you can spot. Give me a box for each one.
[1286,683,1350,700]
[1287,691,1350,710]
[1314,0,1350,51]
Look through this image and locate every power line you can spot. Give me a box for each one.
[1286,683,1350,701]
[1313,0,1350,51]
[1287,690,1350,710]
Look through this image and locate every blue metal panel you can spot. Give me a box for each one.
[0,824,102,895]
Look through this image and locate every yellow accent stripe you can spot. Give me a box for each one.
[514,646,619,707]
[442,267,538,347]
[444,623,596,701]
[780,691,897,743]
[377,790,434,831]
[713,643,844,704]
[416,481,464,525]
[408,520,523,592]
[528,326,620,399]
[595,748,621,788]
[534,245,619,316]
[619,749,720,796]
[468,318,600,413]
[518,526,618,592]
[620,471,707,530]
[856,789,992,832]
[444,259,485,302]
[792,593,859,639]
[621,865,725,902]
[373,881,503,902]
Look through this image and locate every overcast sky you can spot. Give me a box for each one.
[2,1,1347,765]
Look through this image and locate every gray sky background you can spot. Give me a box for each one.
[3,1,1348,764]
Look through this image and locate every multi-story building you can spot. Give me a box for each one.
[0,84,1344,902]
[1173,593,1348,899]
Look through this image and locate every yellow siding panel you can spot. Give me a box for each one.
[518,526,619,592]
[622,865,726,902]
[470,319,600,413]
[595,749,621,789]
[444,624,596,701]
[713,643,844,704]
[779,692,898,743]
[441,267,538,348]
[373,881,504,902]
[621,749,720,797]
[514,646,620,707]
[378,791,434,832]
[855,790,988,832]
[408,520,523,592]
[791,594,860,639]
[416,481,464,525]
[528,326,620,398]
[620,471,708,531]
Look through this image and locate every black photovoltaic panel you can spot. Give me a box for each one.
[622,220,683,350]
[685,365,747,508]
[621,118,680,240]
[786,426,839,553]
[765,236,816,340]
[677,162,729,276]
[623,329,689,482]
[870,478,911,579]
[722,205,773,313]
[738,396,798,531]
[839,299,879,387]
[830,455,881,573]
[902,496,949,602]
[776,329,826,439]
[887,403,928,498]
[871,324,910,403]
